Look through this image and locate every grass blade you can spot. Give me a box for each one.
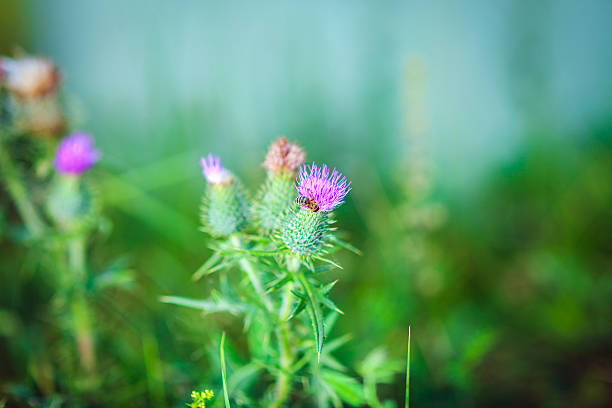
[220,332,231,408]
[405,326,411,408]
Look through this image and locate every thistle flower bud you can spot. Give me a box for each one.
[54,132,101,175]
[0,57,60,100]
[281,163,350,256]
[255,137,306,232]
[262,136,305,174]
[46,175,98,231]
[200,154,249,237]
[47,133,101,230]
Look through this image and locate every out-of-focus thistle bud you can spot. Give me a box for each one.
[0,57,60,100]
[53,132,101,175]
[281,163,350,256]
[262,136,305,174]
[0,56,65,138]
[255,137,305,232]
[200,154,249,237]
[46,132,101,230]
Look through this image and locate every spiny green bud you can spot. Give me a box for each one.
[254,136,305,233]
[254,172,295,233]
[46,175,99,232]
[200,154,250,237]
[280,206,331,256]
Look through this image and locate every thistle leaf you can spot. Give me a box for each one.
[320,280,338,294]
[159,296,247,315]
[328,236,362,256]
[320,296,344,315]
[287,298,306,320]
[295,272,325,360]
[192,252,222,281]
[320,370,365,407]
[312,255,343,270]
[265,274,291,293]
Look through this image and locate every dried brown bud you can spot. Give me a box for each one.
[1,57,61,100]
[262,136,305,174]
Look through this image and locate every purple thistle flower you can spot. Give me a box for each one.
[296,163,351,213]
[54,132,100,175]
[200,153,231,185]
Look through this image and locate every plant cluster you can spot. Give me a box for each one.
[163,137,405,407]
[0,53,132,398]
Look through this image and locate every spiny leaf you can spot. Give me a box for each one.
[287,298,306,321]
[192,252,222,281]
[265,274,291,293]
[320,280,338,294]
[312,255,343,270]
[159,296,247,315]
[290,289,305,299]
[328,236,362,256]
[320,296,344,315]
[295,272,325,361]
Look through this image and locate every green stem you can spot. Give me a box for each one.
[68,236,96,373]
[269,257,300,408]
[230,234,273,313]
[0,140,46,238]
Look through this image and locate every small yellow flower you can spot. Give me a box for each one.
[188,389,215,408]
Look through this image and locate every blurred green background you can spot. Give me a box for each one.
[2,0,612,406]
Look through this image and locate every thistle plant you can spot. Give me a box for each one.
[0,53,123,387]
[164,137,402,408]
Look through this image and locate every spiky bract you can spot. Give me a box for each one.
[202,181,250,237]
[254,172,296,233]
[280,206,331,256]
[46,176,100,232]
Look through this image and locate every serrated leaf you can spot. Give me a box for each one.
[295,272,325,361]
